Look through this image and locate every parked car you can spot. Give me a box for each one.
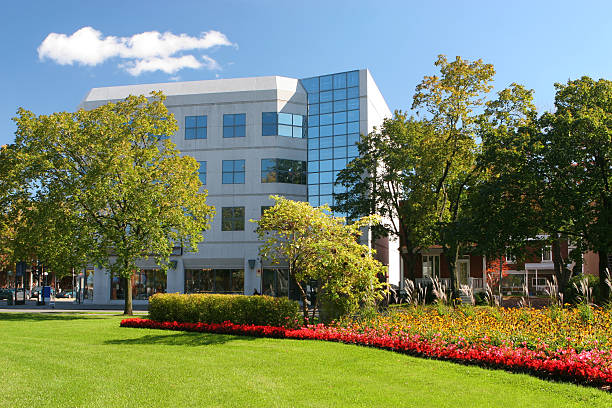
[56,291,74,299]
[31,286,42,299]
[0,288,12,300]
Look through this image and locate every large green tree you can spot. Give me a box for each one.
[334,113,440,280]
[411,55,495,296]
[539,77,612,300]
[254,196,386,321]
[12,93,215,314]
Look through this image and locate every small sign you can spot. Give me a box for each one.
[256,269,261,277]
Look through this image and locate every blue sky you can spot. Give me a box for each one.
[2,0,612,146]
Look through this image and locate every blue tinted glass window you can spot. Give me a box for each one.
[333,73,347,89]
[333,158,347,170]
[320,125,332,137]
[320,114,332,126]
[308,127,319,139]
[347,71,359,87]
[320,91,333,102]
[320,183,333,195]
[185,115,207,140]
[302,77,319,93]
[278,113,292,125]
[320,148,333,160]
[308,138,319,149]
[320,137,333,148]
[309,184,319,196]
[320,195,333,206]
[308,104,319,115]
[347,98,359,110]
[308,173,319,184]
[334,146,346,157]
[185,128,196,139]
[309,196,319,207]
[308,149,319,160]
[334,184,347,194]
[262,124,276,136]
[262,112,277,124]
[347,110,359,122]
[320,102,333,114]
[222,160,245,184]
[347,87,359,99]
[279,124,292,137]
[320,75,332,91]
[333,100,347,111]
[186,116,197,128]
[334,112,347,124]
[308,92,319,103]
[333,89,347,100]
[308,161,319,172]
[333,135,347,147]
[320,172,333,183]
[333,123,347,135]
[347,145,359,157]
[293,115,303,126]
[309,115,319,127]
[261,158,306,184]
[320,160,333,172]
[198,161,207,185]
[348,133,360,145]
[347,122,360,133]
[223,114,246,138]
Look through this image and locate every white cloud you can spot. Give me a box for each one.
[38,26,235,76]
[123,55,203,76]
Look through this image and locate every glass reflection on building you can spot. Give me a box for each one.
[300,71,360,210]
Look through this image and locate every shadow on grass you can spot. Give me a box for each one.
[105,332,256,347]
[0,312,106,321]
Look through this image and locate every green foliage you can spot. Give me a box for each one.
[253,196,387,322]
[10,92,215,313]
[148,293,302,328]
[566,274,600,305]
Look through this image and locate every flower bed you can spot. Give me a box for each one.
[121,313,612,387]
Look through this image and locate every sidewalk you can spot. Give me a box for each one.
[0,299,148,313]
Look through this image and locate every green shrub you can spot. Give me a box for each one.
[148,293,302,328]
[473,292,487,306]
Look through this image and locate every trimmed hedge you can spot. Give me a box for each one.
[148,293,302,328]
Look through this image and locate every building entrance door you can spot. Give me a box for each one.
[457,259,470,287]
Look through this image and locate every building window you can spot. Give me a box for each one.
[222,160,245,184]
[542,246,552,262]
[222,207,245,231]
[261,159,306,184]
[261,206,272,216]
[198,161,207,185]
[84,269,94,300]
[110,269,166,300]
[532,277,548,287]
[185,115,207,139]
[185,268,244,294]
[262,112,305,138]
[422,255,440,279]
[223,114,246,138]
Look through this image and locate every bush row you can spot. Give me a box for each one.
[148,293,302,328]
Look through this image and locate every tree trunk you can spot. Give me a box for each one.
[123,276,133,315]
[401,250,417,281]
[599,250,610,303]
[444,245,459,303]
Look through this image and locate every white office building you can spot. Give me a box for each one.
[78,69,397,305]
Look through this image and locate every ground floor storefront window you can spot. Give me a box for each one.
[110,269,166,300]
[184,268,244,294]
[262,268,302,301]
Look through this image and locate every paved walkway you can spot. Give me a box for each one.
[0,299,148,313]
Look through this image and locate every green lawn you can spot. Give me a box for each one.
[1,313,611,407]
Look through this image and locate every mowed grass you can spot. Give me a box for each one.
[1,313,611,408]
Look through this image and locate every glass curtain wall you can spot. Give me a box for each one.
[110,269,166,300]
[300,71,360,210]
